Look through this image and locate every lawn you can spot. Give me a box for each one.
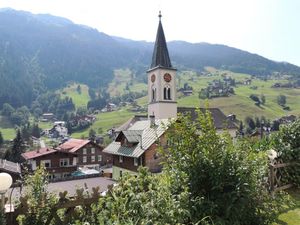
[59,83,91,109]
[0,116,15,140]
[71,108,136,139]
[275,189,300,225]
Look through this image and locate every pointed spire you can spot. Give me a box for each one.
[150,11,173,69]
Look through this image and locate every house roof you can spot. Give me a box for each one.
[115,115,148,132]
[103,119,171,158]
[149,12,174,71]
[22,147,77,160]
[116,130,143,143]
[177,107,237,129]
[22,147,57,160]
[56,138,91,153]
[0,159,21,174]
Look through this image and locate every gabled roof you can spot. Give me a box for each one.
[22,147,77,160]
[56,138,91,153]
[149,12,174,70]
[103,119,171,158]
[177,107,237,129]
[116,130,143,143]
[0,159,21,174]
[22,147,57,160]
[115,115,148,132]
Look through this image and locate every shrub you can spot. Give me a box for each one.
[272,120,300,186]
[161,109,287,224]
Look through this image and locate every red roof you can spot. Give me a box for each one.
[57,138,91,153]
[22,147,57,160]
[22,147,77,160]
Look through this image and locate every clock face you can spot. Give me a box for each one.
[164,73,172,82]
[151,74,156,82]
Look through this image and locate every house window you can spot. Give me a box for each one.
[83,156,87,163]
[98,155,102,162]
[140,156,143,166]
[83,148,87,154]
[91,155,95,162]
[41,160,51,168]
[60,158,70,167]
[134,158,138,166]
[119,155,123,163]
[91,148,95,154]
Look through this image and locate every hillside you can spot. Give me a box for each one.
[1,8,300,109]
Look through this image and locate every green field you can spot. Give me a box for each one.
[59,83,91,108]
[2,68,300,141]
[108,69,147,97]
[71,107,137,138]
[275,189,300,225]
[175,70,300,121]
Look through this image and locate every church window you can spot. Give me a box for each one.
[164,86,171,100]
[152,86,156,102]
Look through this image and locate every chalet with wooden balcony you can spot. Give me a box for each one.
[56,138,111,170]
[22,147,78,179]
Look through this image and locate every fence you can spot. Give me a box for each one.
[269,160,297,193]
[6,186,107,225]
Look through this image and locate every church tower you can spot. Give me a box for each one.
[147,12,177,119]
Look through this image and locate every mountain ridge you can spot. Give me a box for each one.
[0,8,300,108]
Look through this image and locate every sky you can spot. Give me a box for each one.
[0,0,299,66]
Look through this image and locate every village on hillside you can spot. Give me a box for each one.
[0,10,299,225]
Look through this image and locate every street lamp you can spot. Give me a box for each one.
[0,172,13,211]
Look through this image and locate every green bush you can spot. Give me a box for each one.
[272,119,300,186]
[89,167,190,225]
[161,109,287,224]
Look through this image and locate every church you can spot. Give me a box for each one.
[103,12,237,179]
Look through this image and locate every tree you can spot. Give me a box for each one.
[31,124,41,138]
[161,110,285,224]
[245,116,256,130]
[76,84,81,94]
[88,128,96,141]
[5,129,25,163]
[1,103,15,117]
[277,94,286,106]
[261,94,266,105]
[0,131,3,147]
[16,167,57,225]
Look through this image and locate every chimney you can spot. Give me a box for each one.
[150,114,155,127]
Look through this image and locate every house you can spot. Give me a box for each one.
[56,139,111,170]
[104,118,170,179]
[22,148,78,179]
[41,113,54,122]
[103,12,238,180]
[0,159,22,182]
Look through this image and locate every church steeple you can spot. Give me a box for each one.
[147,12,177,120]
[150,11,174,70]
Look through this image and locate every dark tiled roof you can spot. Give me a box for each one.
[177,107,237,129]
[150,15,173,70]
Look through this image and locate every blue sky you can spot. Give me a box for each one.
[0,0,299,66]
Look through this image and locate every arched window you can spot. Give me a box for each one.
[164,86,171,100]
[152,86,156,102]
[168,88,171,100]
